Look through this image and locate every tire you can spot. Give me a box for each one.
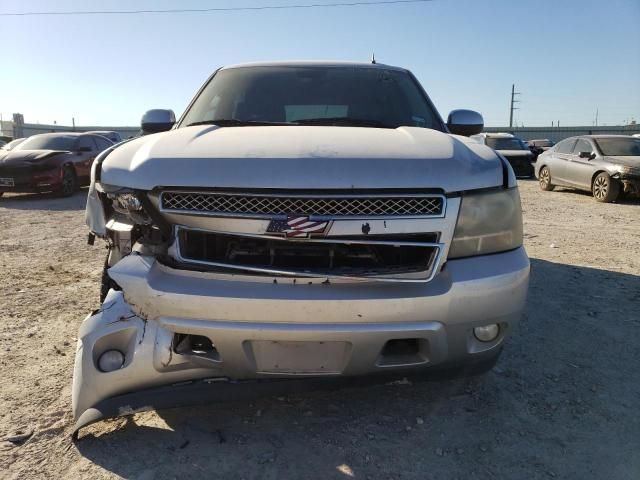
[592,172,620,203]
[538,166,555,191]
[100,250,119,303]
[60,166,77,197]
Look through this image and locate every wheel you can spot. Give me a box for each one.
[60,166,77,197]
[538,166,555,191]
[592,172,620,203]
[100,250,119,303]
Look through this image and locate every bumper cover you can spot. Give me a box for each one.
[73,350,500,439]
[0,166,63,193]
[72,247,529,434]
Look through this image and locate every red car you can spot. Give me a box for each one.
[0,133,113,197]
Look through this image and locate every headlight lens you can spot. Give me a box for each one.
[114,193,142,212]
[107,190,152,225]
[448,188,523,259]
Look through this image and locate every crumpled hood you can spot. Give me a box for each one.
[605,155,640,169]
[0,149,68,166]
[100,126,504,193]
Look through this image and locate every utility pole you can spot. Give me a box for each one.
[72,117,76,131]
[595,108,598,127]
[509,84,521,128]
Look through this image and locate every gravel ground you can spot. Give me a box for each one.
[1,180,639,479]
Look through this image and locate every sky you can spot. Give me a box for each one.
[1,0,639,128]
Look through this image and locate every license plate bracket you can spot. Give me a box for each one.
[249,340,349,374]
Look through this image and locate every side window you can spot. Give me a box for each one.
[76,136,96,152]
[556,139,577,154]
[93,136,112,151]
[573,139,592,154]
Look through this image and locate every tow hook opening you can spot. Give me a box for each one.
[174,334,221,366]
[377,338,429,367]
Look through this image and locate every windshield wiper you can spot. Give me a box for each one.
[186,119,291,127]
[293,117,395,128]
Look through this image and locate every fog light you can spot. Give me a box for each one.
[473,324,500,342]
[98,349,125,372]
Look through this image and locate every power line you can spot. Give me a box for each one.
[0,0,436,17]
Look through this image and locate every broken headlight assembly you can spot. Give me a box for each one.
[107,190,153,225]
[448,188,523,259]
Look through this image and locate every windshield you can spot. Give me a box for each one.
[594,137,640,156]
[486,137,528,150]
[533,139,553,147]
[16,135,76,151]
[179,66,443,130]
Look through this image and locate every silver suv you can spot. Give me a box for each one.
[75,61,530,435]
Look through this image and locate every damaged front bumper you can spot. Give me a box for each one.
[72,247,529,436]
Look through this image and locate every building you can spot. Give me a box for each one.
[484,125,640,143]
[2,113,639,144]
[1,113,138,141]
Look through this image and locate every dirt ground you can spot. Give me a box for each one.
[1,180,639,479]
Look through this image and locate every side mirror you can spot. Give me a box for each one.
[141,109,176,135]
[446,109,484,136]
[579,151,595,159]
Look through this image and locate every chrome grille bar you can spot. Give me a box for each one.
[160,191,445,218]
[173,227,444,283]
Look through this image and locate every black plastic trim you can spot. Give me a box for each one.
[73,349,501,440]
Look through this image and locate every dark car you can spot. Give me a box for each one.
[528,138,554,151]
[0,133,113,197]
[471,133,535,177]
[526,138,554,161]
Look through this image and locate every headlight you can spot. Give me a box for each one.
[114,192,142,212]
[107,189,152,225]
[448,188,523,259]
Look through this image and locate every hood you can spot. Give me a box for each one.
[605,155,640,169]
[0,149,68,166]
[100,126,504,193]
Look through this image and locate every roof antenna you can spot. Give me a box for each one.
[371,52,376,64]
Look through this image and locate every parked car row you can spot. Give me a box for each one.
[471,132,535,177]
[0,132,116,197]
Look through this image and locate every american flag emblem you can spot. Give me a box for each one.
[266,216,330,238]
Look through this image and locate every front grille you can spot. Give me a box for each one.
[175,229,441,282]
[160,191,444,218]
[0,165,47,176]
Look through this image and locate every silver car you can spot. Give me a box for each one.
[535,135,640,202]
[75,61,530,436]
